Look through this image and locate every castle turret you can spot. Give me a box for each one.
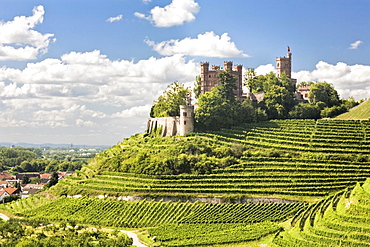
[179,98,194,136]
[224,61,233,71]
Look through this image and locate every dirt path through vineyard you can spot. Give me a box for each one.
[121,230,148,247]
[0,213,10,221]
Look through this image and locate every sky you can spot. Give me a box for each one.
[1,0,370,146]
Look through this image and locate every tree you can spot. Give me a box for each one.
[195,70,252,130]
[48,172,59,187]
[195,87,232,130]
[289,103,320,119]
[193,75,201,99]
[30,177,41,184]
[150,82,190,117]
[297,81,314,87]
[21,175,30,184]
[308,82,339,107]
[244,72,294,119]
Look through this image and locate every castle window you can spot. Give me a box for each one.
[183,112,187,117]
[184,121,186,125]
[277,62,280,68]
[209,75,211,78]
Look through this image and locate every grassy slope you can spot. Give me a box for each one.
[336,99,370,120]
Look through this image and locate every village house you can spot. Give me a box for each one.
[0,181,9,188]
[0,188,20,202]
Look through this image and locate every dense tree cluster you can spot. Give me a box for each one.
[0,219,132,246]
[0,147,86,174]
[98,134,244,175]
[290,81,358,119]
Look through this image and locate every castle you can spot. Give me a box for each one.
[146,98,194,137]
[146,47,307,136]
[200,61,243,98]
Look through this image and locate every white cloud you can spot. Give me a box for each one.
[106,14,123,23]
[349,40,363,49]
[0,5,55,61]
[0,50,199,145]
[135,0,200,27]
[293,61,370,100]
[112,105,152,118]
[255,64,275,75]
[146,32,249,58]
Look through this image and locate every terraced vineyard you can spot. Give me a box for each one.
[3,118,370,246]
[274,178,370,246]
[0,196,306,228]
[52,119,370,200]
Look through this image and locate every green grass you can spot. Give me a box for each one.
[336,100,370,120]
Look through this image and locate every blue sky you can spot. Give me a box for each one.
[1,0,370,145]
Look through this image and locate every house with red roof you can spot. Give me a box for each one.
[0,188,20,202]
[0,181,9,188]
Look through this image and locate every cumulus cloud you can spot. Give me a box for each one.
[146,32,248,58]
[106,14,123,23]
[349,40,363,49]
[0,5,55,61]
[293,61,370,100]
[255,64,275,75]
[135,0,200,27]
[0,50,198,144]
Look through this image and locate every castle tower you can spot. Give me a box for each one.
[276,48,292,78]
[179,98,194,136]
[200,62,210,94]
[276,46,297,88]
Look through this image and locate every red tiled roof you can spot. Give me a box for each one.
[4,188,19,195]
[40,174,51,179]
[0,172,14,180]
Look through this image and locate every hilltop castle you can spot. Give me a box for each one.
[146,48,307,137]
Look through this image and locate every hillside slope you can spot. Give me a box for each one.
[275,178,370,246]
[336,99,370,120]
[50,119,370,202]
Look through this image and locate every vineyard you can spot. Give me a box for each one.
[50,119,370,201]
[2,118,370,246]
[274,178,370,246]
[148,222,282,246]
[0,195,306,228]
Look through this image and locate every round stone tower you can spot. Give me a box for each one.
[179,98,194,136]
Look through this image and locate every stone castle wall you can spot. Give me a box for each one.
[147,117,179,137]
[146,104,194,137]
